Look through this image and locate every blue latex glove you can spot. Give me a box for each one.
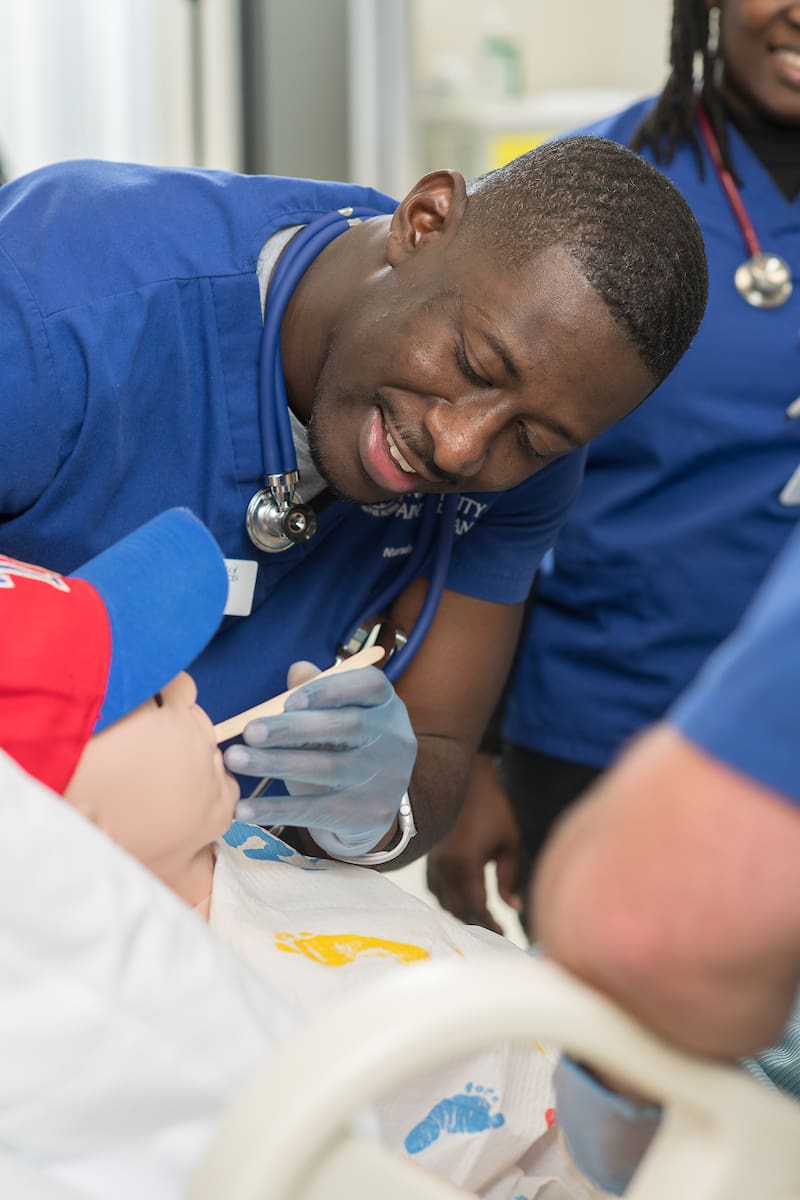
[223,662,417,856]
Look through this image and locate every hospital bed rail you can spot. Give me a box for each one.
[189,954,800,1200]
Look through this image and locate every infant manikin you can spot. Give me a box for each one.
[0,508,599,1200]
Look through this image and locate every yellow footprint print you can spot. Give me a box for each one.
[275,930,430,966]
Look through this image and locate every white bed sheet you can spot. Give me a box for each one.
[0,751,295,1200]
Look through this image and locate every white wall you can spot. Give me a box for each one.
[412,0,672,96]
[403,0,674,182]
[0,0,673,188]
[0,0,241,183]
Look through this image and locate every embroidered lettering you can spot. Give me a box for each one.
[457,496,489,520]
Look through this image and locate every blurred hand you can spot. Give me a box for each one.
[224,661,417,857]
[427,752,523,934]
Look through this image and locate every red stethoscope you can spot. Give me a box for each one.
[697,103,793,309]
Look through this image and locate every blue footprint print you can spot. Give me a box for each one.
[223,822,326,869]
[404,1082,506,1154]
[223,822,295,860]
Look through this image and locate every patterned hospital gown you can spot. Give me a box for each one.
[209,823,605,1200]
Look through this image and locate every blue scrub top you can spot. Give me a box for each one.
[671,518,800,805]
[0,160,583,721]
[504,97,800,767]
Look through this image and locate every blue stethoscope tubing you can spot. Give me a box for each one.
[257,207,460,679]
[261,208,383,472]
[360,491,459,682]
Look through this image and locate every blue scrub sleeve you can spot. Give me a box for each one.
[439,448,586,604]
[554,1056,661,1195]
[0,246,62,513]
[669,520,800,805]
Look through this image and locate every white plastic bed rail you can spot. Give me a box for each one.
[189,954,800,1200]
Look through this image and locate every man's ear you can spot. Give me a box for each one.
[385,170,467,267]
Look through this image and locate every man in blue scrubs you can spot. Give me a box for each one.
[534,519,800,1192]
[0,137,706,863]
[428,0,800,926]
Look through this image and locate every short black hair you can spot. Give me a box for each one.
[631,0,730,178]
[461,135,708,384]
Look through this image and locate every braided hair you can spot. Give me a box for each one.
[631,1,735,178]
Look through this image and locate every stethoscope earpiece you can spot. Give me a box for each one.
[335,613,408,666]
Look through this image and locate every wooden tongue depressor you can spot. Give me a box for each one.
[213,644,385,744]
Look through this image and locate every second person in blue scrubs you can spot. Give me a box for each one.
[429,0,800,918]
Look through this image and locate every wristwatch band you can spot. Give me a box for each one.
[327,792,417,866]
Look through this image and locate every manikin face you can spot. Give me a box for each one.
[306,240,655,506]
[716,0,800,123]
[64,671,239,887]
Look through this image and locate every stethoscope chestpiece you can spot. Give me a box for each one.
[695,105,793,312]
[734,252,793,309]
[246,484,317,553]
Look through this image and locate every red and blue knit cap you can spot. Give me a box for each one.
[0,508,229,795]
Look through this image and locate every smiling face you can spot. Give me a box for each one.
[716,0,800,123]
[64,671,239,896]
[305,238,655,505]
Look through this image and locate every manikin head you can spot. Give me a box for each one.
[0,509,238,907]
[291,135,708,505]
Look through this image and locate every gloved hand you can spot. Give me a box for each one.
[223,661,417,856]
